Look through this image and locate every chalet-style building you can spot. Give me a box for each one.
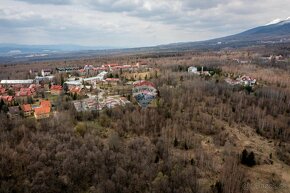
[21,104,33,117]
[34,100,51,119]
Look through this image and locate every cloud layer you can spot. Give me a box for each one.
[0,0,289,47]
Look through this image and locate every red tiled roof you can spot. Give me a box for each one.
[15,87,35,97]
[103,63,119,67]
[105,78,120,82]
[51,85,63,91]
[112,65,131,70]
[22,104,32,112]
[40,100,51,108]
[0,88,6,94]
[69,86,82,93]
[93,67,107,71]
[0,95,14,102]
[34,106,50,115]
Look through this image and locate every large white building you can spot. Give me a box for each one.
[83,71,108,84]
[1,79,34,85]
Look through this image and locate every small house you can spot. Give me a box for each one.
[8,106,20,118]
[21,104,33,117]
[41,69,52,77]
[188,66,198,73]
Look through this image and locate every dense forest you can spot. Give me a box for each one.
[1,47,290,193]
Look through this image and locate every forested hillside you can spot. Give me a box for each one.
[1,47,290,193]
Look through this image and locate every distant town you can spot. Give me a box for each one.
[0,62,160,119]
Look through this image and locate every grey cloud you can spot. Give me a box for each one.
[2,0,290,46]
[15,0,72,5]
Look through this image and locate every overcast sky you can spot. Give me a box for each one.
[0,0,289,48]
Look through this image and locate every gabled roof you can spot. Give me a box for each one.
[34,106,50,115]
[51,85,63,90]
[69,86,82,93]
[8,106,20,114]
[40,100,51,107]
[103,63,119,67]
[0,95,14,102]
[0,87,6,94]
[22,104,32,112]
[105,78,120,82]
[34,100,51,115]
[15,88,35,97]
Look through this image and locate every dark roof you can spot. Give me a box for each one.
[8,106,20,114]
[56,66,82,71]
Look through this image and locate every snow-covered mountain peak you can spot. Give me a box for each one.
[265,17,290,26]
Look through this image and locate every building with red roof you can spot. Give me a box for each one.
[50,85,63,95]
[69,86,82,93]
[105,78,120,85]
[0,95,14,105]
[34,100,51,119]
[0,87,6,95]
[21,104,33,117]
[102,63,119,68]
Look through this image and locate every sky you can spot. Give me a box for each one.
[0,0,289,48]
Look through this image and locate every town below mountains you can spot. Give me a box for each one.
[1,17,290,193]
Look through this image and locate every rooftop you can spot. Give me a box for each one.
[22,104,32,112]
[0,80,34,84]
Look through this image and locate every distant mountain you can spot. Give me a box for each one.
[163,17,290,49]
[1,18,290,64]
[219,17,290,42]
[0,44,118,56]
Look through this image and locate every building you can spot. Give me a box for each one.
[41,69,52,77]
[238,75,257,86]
[56,66,82,73]
[84,71,108,84]
[72,98,100,112]
[111,65,132,71]
[0,79,34,85]
[34,100,51,119]
[0,86,6,95]
[188,66,198,73]
[21,104,33,117]
[15,88,35,103]
[93,67,107,72]
[69,86,82,95]
[0,96,14,105]
[8,106,20,118]
[105,78,120,85]
[35,76,55,83]
[64,80,83,88]
[50,85,63,95]
[102,96,131,109]
[102,63,119,68]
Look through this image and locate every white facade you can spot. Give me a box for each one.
[1,79,34,84]
[41,69,52,77]
[84,71,108,83]
[188,66,198,74]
